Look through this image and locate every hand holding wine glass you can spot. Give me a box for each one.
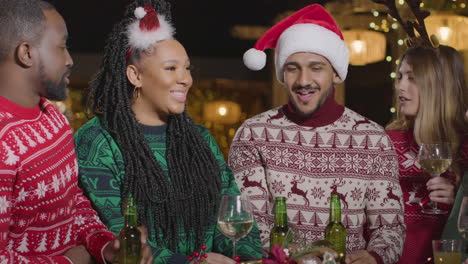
[418,142,452,214]
[217,195,254,259]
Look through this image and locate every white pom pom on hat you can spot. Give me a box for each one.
[243,48,267,71]
[243,4,349,83]
[134,7,146,19]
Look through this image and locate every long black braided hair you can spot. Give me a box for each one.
[86,0,222,251]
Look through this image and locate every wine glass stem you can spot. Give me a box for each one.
[232,239,237,259]
[431,174,439,211]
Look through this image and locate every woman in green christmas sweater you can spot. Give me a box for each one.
[73,0,262,263]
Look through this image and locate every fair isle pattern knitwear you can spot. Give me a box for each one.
[0,96,115,264]
[229,105,405,264]
[386,130,468,264]
[74,117,262,263]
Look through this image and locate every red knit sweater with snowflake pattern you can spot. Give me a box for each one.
[0,96,115,263]
[386,130,468,264]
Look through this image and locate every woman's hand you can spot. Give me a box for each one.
[103,226,154,264]
[205,252,236,264]
[427,176,455,204]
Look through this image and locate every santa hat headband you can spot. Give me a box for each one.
[126,4,175,61]
[243,4,349,83]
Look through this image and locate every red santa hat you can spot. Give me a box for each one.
[243,4,349,83]
[126,4,174,59]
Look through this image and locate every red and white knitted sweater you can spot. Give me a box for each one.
[386,130,468,264]
[229,97,405,264]
[0,96,115,263]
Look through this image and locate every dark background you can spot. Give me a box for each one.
[50,0,329,57]
[48,0,395,126]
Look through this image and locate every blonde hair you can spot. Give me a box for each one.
[387,46,468,182]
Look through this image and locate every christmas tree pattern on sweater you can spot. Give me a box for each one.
[229,106,405,264]
[0,97,114,263]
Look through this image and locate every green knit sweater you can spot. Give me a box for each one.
[74,117,262,263]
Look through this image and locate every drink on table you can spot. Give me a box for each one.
[433,251,461,263]
[432,239,461,264]
[270,197,291,249]
[325,194,346,263]
[114,197,141,264]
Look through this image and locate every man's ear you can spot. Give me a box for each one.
[15,42,36,68]
[332,71,343,85]
[126,64,143,87]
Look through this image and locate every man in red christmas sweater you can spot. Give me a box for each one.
[228,4,405,264]
[0,0,153,263]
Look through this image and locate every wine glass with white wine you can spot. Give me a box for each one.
[217,195,254,259]
[417,142,452,215]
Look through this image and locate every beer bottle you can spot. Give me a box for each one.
[270,197,291,249]
[325,194,346,263]
[114,197,141,264]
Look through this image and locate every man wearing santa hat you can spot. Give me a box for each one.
[228,4,404,264]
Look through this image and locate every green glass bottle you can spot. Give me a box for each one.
[270,197,291,249]
[114,197,141,264]
[325,194,346,263]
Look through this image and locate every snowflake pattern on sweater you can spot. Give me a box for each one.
[386,130,468,264]
[0,97,115,264]
[229,106,405,264]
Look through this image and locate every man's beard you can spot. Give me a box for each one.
[39,61,69,101]
[289,84,333,117]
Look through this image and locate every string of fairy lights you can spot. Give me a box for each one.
[363,0,468,113]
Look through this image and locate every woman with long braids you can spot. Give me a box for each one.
[73,0,262,263]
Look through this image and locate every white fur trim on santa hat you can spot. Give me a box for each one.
[275,23,349,83]
[127,14,175,50]
[243,48,267,71]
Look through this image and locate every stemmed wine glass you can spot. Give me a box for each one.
[417,142,452,215]
[217,194,254,259]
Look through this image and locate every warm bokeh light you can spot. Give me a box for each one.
[351,40,365,54]
[437,26,452,41]
[426,14,468,50]
[203,100,242,125]
[218,106,227,116]
[343,30,386,65]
